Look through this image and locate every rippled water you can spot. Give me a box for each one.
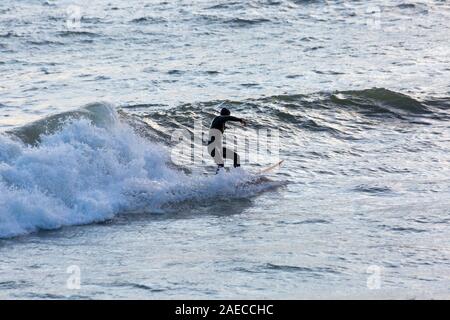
[1,1,450,299]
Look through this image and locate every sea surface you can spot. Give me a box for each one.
[0,0,449,299]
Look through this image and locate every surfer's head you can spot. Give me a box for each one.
[220,107,231,116]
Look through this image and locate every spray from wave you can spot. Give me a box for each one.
[0,103,275,238]
[2,88,446,238]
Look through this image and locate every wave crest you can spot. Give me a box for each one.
[0,104,272,238]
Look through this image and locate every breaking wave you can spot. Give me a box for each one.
[0,103,275,238]
[1,88,448,238]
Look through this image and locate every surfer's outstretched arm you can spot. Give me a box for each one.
[223,116,247,125]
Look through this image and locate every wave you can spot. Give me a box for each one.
[0,103,275,239]
[330,88,431,115]
[0,32,19,39]
[2,88,447,238]
[225,17,272,26]
[195,14,272,27]
[207,2,244,10]
[264,263,341,275]
[130,16,168,24]
[128,89,448,141]
[56,31,101,38]
[263,88,434,117]
[26,39,64,46]
[397,3,416,9]
[10,102,119,145]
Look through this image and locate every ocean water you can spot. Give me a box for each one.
[1,0,450,299]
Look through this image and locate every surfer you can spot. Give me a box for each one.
[207,107,247,173]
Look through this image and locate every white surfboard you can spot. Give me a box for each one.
[258,160,284,174]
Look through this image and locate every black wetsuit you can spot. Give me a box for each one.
[207,115,242,168]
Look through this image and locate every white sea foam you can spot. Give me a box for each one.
[0,104,269,238]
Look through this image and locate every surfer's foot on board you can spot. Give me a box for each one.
[215,163,241,174]
[215,165,225,174]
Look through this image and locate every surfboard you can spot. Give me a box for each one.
[211,160,284,176]
[258,160,284,174]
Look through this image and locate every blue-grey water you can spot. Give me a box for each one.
[1,0,450,299]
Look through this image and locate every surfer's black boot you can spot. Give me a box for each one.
[233,152,240,168]
[216,164,225,174]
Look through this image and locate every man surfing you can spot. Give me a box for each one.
[207,107,247,173]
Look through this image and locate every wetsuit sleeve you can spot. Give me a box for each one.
[223,116,242,123]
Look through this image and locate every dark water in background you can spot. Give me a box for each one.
[0,1,449,299]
